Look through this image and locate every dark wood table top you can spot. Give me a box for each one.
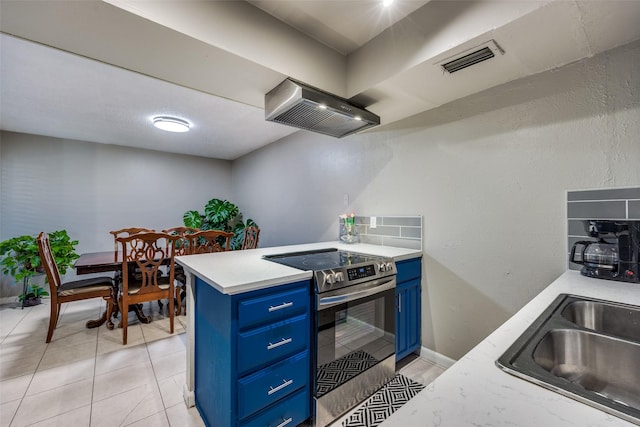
[74,251,171,275]
[74,251,122,275]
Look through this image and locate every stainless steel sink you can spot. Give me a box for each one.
[497,294,640,425]
[533,329,640,409]
[562,300,640,342]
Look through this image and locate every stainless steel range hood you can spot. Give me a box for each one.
[265,78,380,138]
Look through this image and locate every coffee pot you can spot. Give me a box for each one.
[571,240,619,270]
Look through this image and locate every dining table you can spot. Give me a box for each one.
[74,250,158,325]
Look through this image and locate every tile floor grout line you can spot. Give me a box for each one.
[89,325,100,427]
[103,305,153,427]
[4,306,82,425]
[7,327,51,427]
[142,306,174,427]
[0,303,32,346]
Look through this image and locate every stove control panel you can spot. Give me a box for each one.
[347,264,376,281]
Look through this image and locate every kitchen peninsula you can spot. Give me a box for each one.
[176,241,422,427]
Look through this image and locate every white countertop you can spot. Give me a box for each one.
[380,270,640,427]
[176,241,422,295]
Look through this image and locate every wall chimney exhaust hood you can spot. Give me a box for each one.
[265,78,380,138]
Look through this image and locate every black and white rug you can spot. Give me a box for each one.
[342,374,425,427]
[316,350,379,398]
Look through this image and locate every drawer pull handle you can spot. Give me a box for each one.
[268,302,293,312]
[267,337,292,350]
[274,417,293,427]
[268,379,293,396]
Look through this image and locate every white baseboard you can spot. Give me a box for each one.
[0,296,19,305]
[0,295,51,306]
[419,346,456,369]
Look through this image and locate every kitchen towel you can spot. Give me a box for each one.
[342,374,425,427]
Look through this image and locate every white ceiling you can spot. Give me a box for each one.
[0,34,297,159]
[247,0,431,55]
[1,0,640,160]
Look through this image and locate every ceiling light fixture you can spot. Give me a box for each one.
[383,0,394,7]
[152,116,190,133]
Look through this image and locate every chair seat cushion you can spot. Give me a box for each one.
[58,276,114,297]
[127,276,171,295]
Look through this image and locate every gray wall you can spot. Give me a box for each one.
[0,132,231,297]
[233,40,640,360]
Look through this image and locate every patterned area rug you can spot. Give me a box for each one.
[316,350,379,397]
[342,374,425,427]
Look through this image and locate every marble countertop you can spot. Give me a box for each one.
[381,270,640,427]
[175,241,422,295]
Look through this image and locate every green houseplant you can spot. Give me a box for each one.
[183,198,257,250]
[0,230,80,305]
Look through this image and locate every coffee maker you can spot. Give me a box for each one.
[570,220,640,283]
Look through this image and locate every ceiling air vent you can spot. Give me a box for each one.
[439,40,504,74]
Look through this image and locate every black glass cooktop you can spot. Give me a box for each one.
[263,248,384,271]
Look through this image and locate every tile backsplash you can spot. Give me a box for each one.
[341,215,422,250]
[567,186,640,270]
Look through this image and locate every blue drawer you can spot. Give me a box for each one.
[396,257,422,283]
[238,350,309,419]
[241,387,310,427]
[237,313,308,374]
[238,285,309,330]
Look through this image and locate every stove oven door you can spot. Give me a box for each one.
[314,277,396,426]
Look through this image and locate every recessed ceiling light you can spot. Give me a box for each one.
[383,0,394,7]
[152,116,190,133]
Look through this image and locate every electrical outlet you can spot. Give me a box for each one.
[370,216,377,228]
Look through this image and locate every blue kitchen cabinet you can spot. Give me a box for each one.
[194,277,312,427]
[395,257,422,361]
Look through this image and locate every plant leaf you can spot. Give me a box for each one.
[183,211,203,229]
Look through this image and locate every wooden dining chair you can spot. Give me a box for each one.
[108,227,155,317]
[161,227,198,315]
[37,232,115,343]
[116,232,176,345]
[190,229,233,254]
[241,225,260,250]
[167,229,233,316]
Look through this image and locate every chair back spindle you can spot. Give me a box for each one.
[109,227,155,260]
[162,227,198,257]
[242,226,260,250]
[190,230,233,254]
[37,233,62,302]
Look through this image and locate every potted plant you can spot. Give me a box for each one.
[18,284,49,306]
[0,230,80,306]
[183,198,257,250]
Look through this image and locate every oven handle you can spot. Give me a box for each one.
[318,278,396,309]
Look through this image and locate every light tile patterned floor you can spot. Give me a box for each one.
[0,298,202,427]
[0,298,446,427]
